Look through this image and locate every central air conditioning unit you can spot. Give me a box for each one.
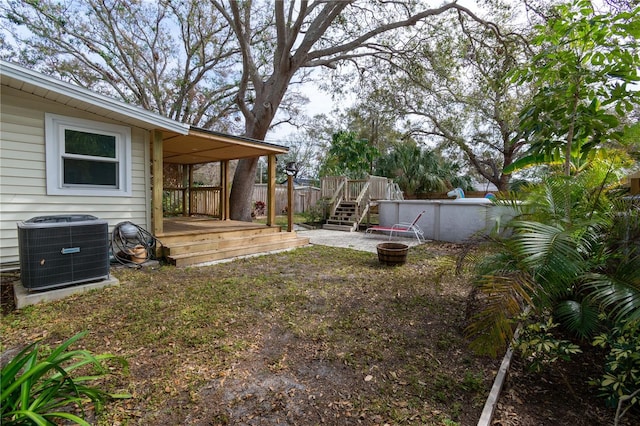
[17,215,110,291]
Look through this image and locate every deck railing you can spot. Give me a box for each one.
[354,181,371,221]
[321,175,402,224]
[345,179,368,201]
[321,176,346,198]
[163,186,222,218]
[368,176,388,200]
[326,178,346,218]
[191,187,222,217]
[321,175,403,201]
[164,176,401,219]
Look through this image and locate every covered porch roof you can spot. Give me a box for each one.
[151,126,286,237]
[163,127,288,165]
[153,127,288,235]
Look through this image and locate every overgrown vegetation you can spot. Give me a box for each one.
[299,198,329,226]
[462,1,640,420]
[593,318,640,421]
[375,141,472,197]
[465,157,640,415]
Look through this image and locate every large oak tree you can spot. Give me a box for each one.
[2,0,500,220]
[340,2,533,191]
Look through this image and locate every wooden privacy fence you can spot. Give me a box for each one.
[252,184,321,214]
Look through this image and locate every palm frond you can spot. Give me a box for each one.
[584,267,640,322]
[511,220,586,297]
[465,273,536,357]
[554,298,601,339]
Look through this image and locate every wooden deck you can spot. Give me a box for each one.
[159,217,271,236]
[157,217,309,267]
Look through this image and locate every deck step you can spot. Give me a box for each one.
[325,218,358,226]
[158,226,282,246]
[322,223,356,232]
[325,199,363,231]
[165,234,309,267]
[164,232,300,256]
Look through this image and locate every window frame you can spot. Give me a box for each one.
[45,113,132,197]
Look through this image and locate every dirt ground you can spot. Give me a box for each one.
[492,344,640,425]
[1,242,638,425]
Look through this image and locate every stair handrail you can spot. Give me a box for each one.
[354,180,371,223]
[327,178,346,218]
[388,181,404,200]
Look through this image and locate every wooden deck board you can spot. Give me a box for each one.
[160,218,274,236]
[156,217,307,265]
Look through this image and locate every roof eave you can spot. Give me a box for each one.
[0,60,190,135]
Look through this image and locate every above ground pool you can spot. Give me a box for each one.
[377,199,514,243]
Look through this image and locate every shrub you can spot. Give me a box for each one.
[514,316,582,373]
[301,199,329,225]
[1,331,130,425]
[592,318,640,420]
[253,200,266,217]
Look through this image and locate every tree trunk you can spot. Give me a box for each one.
[497,173,510,192]
[229,100,281,221]
[229,158,259,221]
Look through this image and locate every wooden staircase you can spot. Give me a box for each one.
[159,226,309,267]
[323,201,365,232]
[321,175,401,233]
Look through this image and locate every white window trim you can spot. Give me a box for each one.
[45,113,132,197]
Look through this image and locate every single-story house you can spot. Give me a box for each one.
[0,60,308,270]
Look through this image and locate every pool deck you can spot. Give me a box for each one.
[296,228,422,253]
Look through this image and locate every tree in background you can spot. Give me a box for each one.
[319,131,378,179]
[338,1,532,191]
[1,0,506,220]
[375,141,471,198]
[2,0,241,130]
[255,131,323,184]
[336,96,405,155]
[509,0,640,177]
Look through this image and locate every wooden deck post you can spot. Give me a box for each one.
[183,164,190,217]
[267,155,276,226]
[287,174,294,232]
[151,129,163,236]
[221,160,230,220]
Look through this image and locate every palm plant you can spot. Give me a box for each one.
[465,152,640,356]
[375,141,471,197]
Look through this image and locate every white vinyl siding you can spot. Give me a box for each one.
[0,86,151,266]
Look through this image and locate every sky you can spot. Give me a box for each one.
[264,83,340,144]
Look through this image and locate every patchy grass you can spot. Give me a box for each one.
[1,243,498,425]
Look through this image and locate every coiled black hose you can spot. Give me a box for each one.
[110,221,159,267]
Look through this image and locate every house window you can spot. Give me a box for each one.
[45,114,132,196]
